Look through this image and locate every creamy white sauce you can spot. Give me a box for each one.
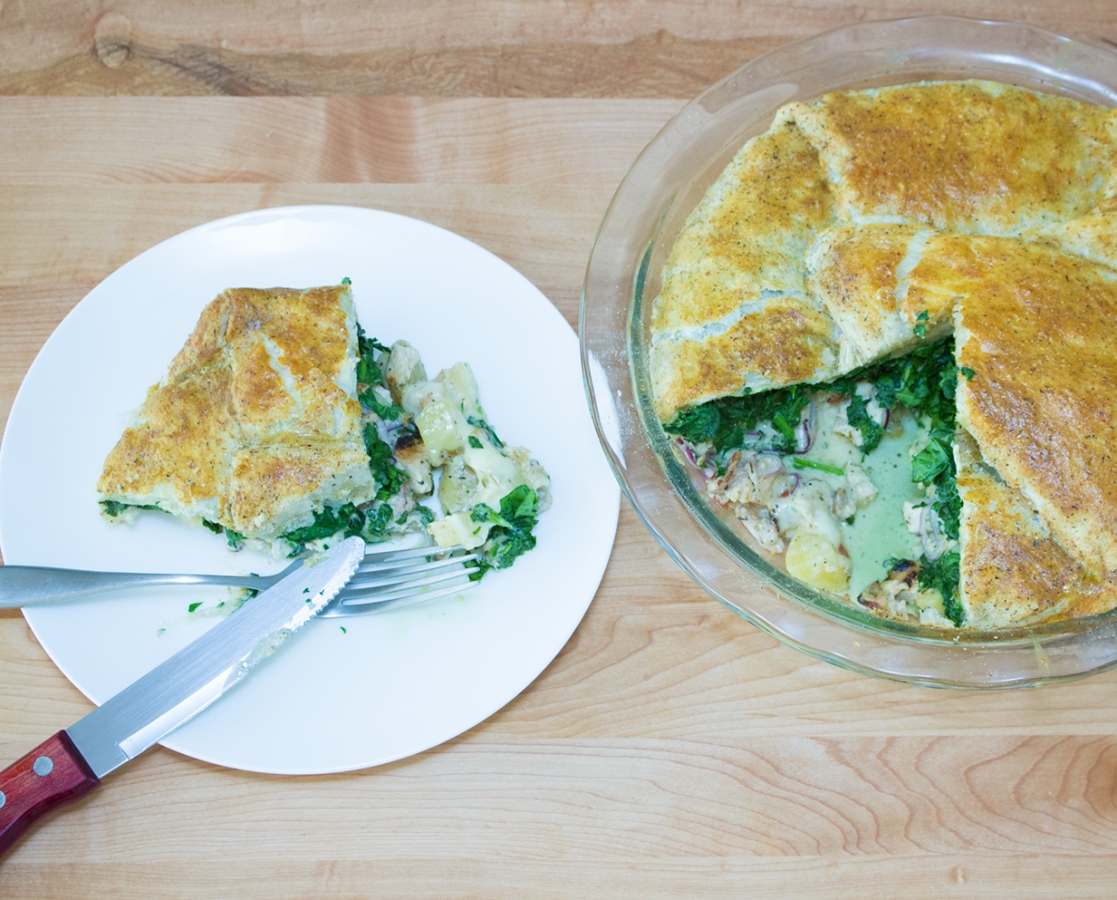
[844,414,926,598]
[698,392,933,602]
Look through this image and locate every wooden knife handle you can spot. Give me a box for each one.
[0,731,100,856]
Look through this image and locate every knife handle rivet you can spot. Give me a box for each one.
[0,790,6,808]
[32,756,54,777]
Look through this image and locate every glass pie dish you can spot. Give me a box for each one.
[580,14,1117,688]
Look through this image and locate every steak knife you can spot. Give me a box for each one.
[0,535,365,856]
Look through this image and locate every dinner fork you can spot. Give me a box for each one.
[0,544,480,617]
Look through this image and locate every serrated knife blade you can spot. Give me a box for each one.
[0,535,365,856]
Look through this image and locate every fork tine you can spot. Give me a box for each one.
[339,574,475,607]
[314,542,481,618]
[348,553,480,590]
[322,579,479,617]
[360,543,465,562]
[342,562,478,600]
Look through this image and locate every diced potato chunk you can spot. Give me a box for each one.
[404,381,468,461]
[385,341,427,406]
[415,398,463,456]
[915,588,945,615]
[438,452,480,513]
[784,531,851,592]
[503,446,551,507]
[428,511,491,550]
[438,362,482,419]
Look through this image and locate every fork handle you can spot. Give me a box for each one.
[0,566,255,609]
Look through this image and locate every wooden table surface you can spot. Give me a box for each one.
[3,3,1117,897]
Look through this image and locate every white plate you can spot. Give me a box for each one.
[0,205,619,775]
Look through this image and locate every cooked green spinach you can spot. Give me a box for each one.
[467,416,503,448]
[665,336,966,620]
[355,323,390,388]
[363,422,407,501]
[355,324,405,419]
[468,485,540,580]
[283,503,365,545]
[100,500,163,517]
[918,550,964,627]
[664,384,813,454]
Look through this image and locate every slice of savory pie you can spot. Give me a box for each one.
[97,284,377,549]
[99,282,552,576]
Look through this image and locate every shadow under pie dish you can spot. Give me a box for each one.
[581,15,1117,687]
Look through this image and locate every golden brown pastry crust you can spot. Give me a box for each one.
[97,285,375,544]
[810,223,952,370]
[651,80,1117,425]
[781,80,1117,233]
[649,120,839,420]
[650,79,1117,627]
[955,429,1117,628]
[949,237,1117,574]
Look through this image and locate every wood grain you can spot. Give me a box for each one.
[2,1,1117,897]
[2,733,1116,859]
[0,97,679,185]
[2,1,1117,98]
[5,857,1117,900]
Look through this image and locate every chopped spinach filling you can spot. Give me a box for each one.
[353,326,411,506]
[100,500,164,517]
[281,500,399,557]
[664,336,967,623]
[203,519,245,550]
[919,549,964,627]
[665,384,812,455]
[279,501,435,557]
[468,484,540,581]
[283,502,365,545]
[362,503,395,539]
[363,422,408,501]
[792,458,845,476]
[363,392,403,422]
[410,505,436,528]
[356,324,404,419]
[355,324,390,390]
[467,415,503,448]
